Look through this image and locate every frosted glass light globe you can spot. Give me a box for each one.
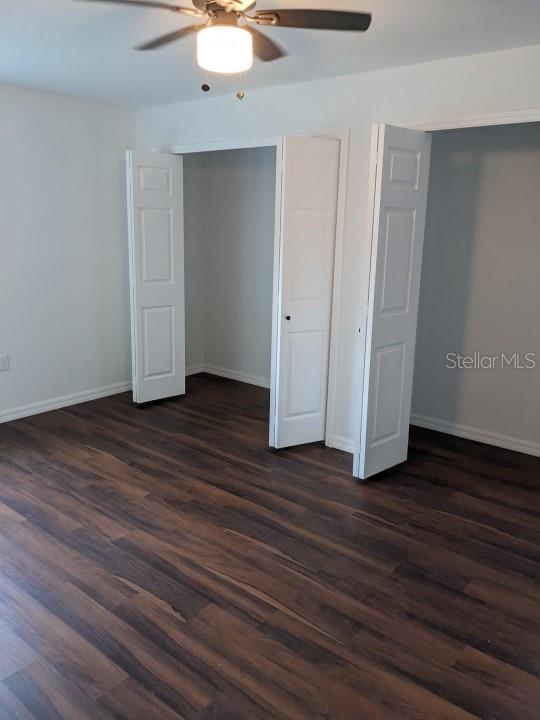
[197,26,253,74]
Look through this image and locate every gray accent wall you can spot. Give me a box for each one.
[412,123,540,449]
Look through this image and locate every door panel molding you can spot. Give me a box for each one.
[127,151,186,404]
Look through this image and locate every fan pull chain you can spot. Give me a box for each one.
[236,71,246,101]
[201,69,211,93]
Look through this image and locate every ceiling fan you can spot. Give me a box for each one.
[76,0,372,75]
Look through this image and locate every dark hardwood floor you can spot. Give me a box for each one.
[0,373,538,719]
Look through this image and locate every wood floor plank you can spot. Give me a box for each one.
[0,621,37,682]
[192,604,476,720]
[98,677,186,720]
[186,604,398,720]
[0,373,537,719]
[349,626,527,720]
[0,680,37,720]
[0,520,136,610]
[4,657,118,720]
[0,570,127,700]
[29,578,213,718]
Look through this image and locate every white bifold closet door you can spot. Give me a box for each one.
[127,140,339,452]
[355,125,432,479]
[126,151,185,404]
[273,136,340,448]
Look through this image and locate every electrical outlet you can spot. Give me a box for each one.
[0,355,10,372]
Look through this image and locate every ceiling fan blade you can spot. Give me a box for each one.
[256,9,372,32]
[246,27,286,62]
[75,0,201,15]
[136,24,200,50]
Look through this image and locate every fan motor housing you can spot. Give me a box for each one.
[192,0,255,12]
[208,11,240,26]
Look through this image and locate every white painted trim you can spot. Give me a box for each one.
[408,107,540,132]
[186,365,270,389]
[185,364,205,376]
[325,131,350,448]
[169,136,281,156]
[0,382,132,425]
[125,151,139,403]
[353,124,381,478]
[330,435,354,454]
[269,136,285,447]
[411,414,540,458]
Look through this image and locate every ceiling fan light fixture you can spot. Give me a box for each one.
[197,25,253,74]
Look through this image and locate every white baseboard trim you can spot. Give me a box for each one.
[328,435,354,454]
[186,364,270,389]
[185,364,206,377]
[0,381,132,425]
[410,413,540,458]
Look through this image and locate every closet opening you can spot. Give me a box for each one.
[355,120,540,479]
[127,135,343,453]
[411,121,540,457]
[183,146,277,439]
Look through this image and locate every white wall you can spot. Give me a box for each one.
[0,84,134,420]
[412,123,540,453]
[134,43,540,453]
[183,148,276,386]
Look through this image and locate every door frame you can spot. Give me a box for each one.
[162,133,348,447]
[353,125,382,478]
[354,106,540,477]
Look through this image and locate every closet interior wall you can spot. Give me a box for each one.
[183,147,276,388]
[412,122,540,452]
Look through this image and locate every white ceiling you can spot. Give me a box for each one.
[2,0,540,107]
